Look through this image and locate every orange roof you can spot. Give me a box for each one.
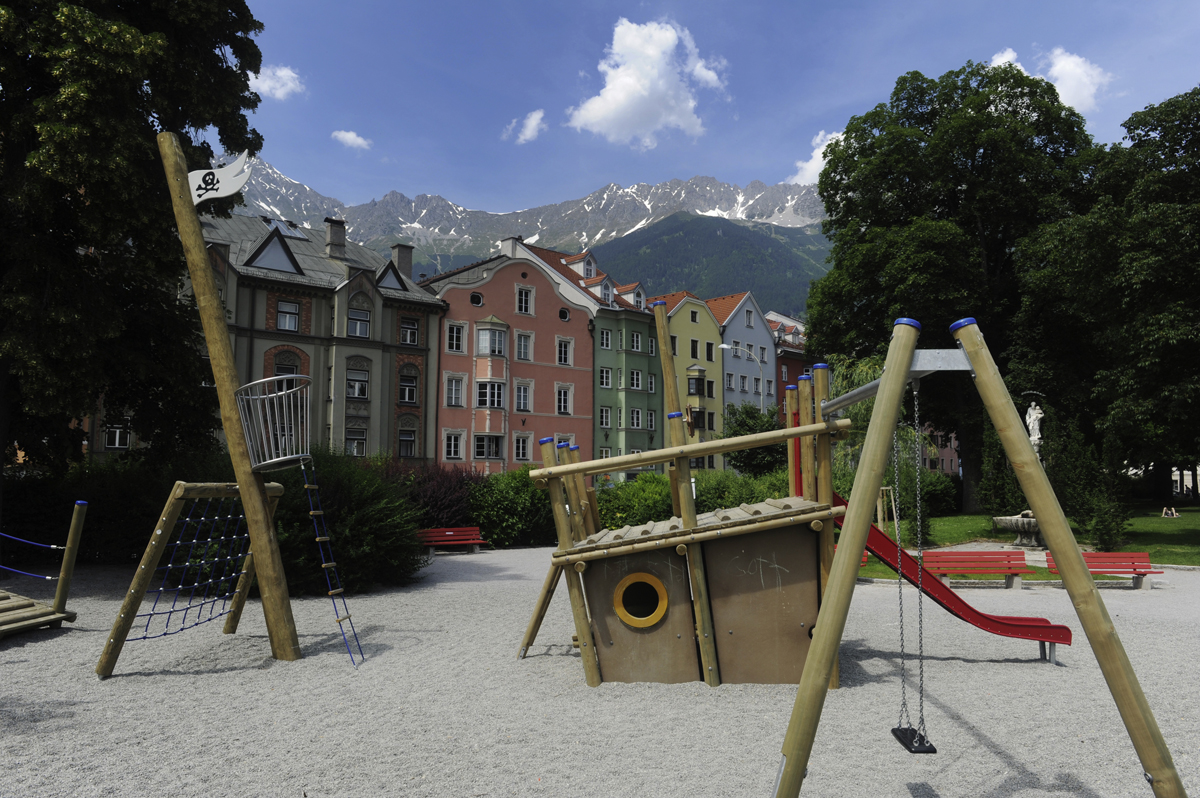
[646,290,702,315]
[582,274,607,287]
[614,281,641,293]
[704,292,750,325]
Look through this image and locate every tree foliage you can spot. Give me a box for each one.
[720,401,786,476]
[0,1,265,472]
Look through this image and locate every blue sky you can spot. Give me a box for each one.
[243,0,1200,212]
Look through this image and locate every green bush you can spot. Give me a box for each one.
[596,472,674,529]
[694,468,790,513]
[271,448,426,595]
[469,465,555,547]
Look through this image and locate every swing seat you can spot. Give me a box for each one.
[892,726,937,754]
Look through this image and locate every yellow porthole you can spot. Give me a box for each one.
[613,572,668,628]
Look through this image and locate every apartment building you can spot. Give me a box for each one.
[706,292,777,414]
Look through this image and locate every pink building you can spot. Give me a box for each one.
[419,237,595,472]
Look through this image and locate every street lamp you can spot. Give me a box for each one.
[719,343,764,412]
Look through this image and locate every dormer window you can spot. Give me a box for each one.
[585,261,594,279]
[602,283,611,303]
[634,292,643,309]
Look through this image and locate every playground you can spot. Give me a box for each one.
[0,548,1195,796]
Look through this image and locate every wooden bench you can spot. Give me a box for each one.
[417,527,486,556]
[920,550,1033,589]
[1047,551,1163,590]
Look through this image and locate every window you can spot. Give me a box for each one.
[600,368,611,389]
[277,301,299,332]
[688,377,700,395]
[690,339,699,359]
[475,435,502,459]
[630,408,642,429]
[746,309,754,327]
[556,388,571,415]
[602,284,611,303]
[478,329,506,356]
[630,449,643,455]
[345,428,367,457]
[445,433,462,459]
[348,308,370,338]
[105,417,131,449]
[649,338,656,356]
[600,329,611,349]
[447,324,464,352]
[585,262,594,278]
[617,369,623,389]
[782,365,788,381]
[516,384,530,411]
[707,412,715,431]
[398,430,416,458]
[516,333,531,361]
[648,410,656,430]
[740,375,748,392]
[399,375,418,404]
[706,380,714,398]
[619,331,625,350]
[670,335,677,356]
[600,406,611,427]
[648,374,656,393]
[517,287,531,314]
[600,447,611,458]
[754,377,762,394]
[617,407,623,427]
[760,346,767,362]
[631,332,641,351]
[274,362,297,392]
[707,454,715,469]
[446,377,463,407]
[400,318,419,346]
[559,308,570,321]
[347,369,369,398]
[476,382,504,408]
[470,292,483,306]
[767,379,774,395]
[690,310,698,323]
[630,370,642,390]
[725,372,734,390]
[557,339,571,366]
[690,457,705,470]
[515,436,530,461]
[635,292,643,309]
[732,340,741,357]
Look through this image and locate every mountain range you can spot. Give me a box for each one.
[238,158,831,313]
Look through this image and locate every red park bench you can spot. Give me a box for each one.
[417,527,486,556]
[1046,551,1163,591]
[920,550,1033,589]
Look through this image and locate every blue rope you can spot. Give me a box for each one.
[0,531,63,550]
[0,564,56,580]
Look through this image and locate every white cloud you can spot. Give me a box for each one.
[990,47,1113,112]
[501,118,518,140]
[785,130,842,185]
[249,65,305,101]
[566,17,727,150]
[331,130,372,150]
[515,109,548,144]
[1043,47,1113,112]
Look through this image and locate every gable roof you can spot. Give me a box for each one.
[647,290,703,316]
[704,292,751,325]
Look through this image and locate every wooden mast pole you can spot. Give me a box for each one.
[773,319,921,797]
[650,299,720,687]
[952,318,1185,798]
[51,501,87,614]
[157,133,301,662]
[798,376,817,501]
[785,385,799,496]
[811,364,838,689]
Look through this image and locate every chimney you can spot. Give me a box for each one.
[390,243,414,280]
[325,217,346,259]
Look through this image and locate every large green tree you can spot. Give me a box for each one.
[1011,87,1200,498]
[0,0,264,490]
[806,61,1097,509]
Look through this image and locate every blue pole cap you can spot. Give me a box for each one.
[538,436,554,444]
[949,317,977,333]
[894,318,922,330]
[75,500,88,506]
[649,300,666,307]
[569,445,579,451]
[785,384,798,391]
[556,441,570,448]
[813,363,829,370]
[667,411,683,419]
[798,375,812,381]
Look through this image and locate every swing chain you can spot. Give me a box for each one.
[892,429,911,731]
[913,383,928,743]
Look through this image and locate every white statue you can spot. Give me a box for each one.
[1025,401,1044,455]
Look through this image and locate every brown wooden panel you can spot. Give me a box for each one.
[582,550,699,684]
[704,526,819,684]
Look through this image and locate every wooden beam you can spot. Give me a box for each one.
[518,564,563,658]
[157,133,301,663]
[812,364,838,690]
[51,501,87,614]
[798,378,816,502]
[785,386,799,497]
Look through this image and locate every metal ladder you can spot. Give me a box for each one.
[301,462,364,667]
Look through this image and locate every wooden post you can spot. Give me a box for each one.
[96,484,189,678]
[774,319,921,797]
[651,299,720,687]
[953,318,1185,798]
[51,501,87,614]
[785,385,799,497]
[812,365,838,689]
[568,446,597,539]
[798,377,816,502]
[540,437,601,686]
[223,491,280,635]
[557,442,588,542]
[157,133,301,662]
[518,564,563,658]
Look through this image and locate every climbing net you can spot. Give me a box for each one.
[129,495,252,641]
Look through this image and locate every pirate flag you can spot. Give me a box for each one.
[189,151,251,206]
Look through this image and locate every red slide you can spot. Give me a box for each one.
[832,493,1072,648]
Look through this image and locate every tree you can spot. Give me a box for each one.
[806,61,1097,509]
[721,401,786,476]
[0,1,264,495]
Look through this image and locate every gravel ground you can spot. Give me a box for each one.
[2,548,1196,798]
